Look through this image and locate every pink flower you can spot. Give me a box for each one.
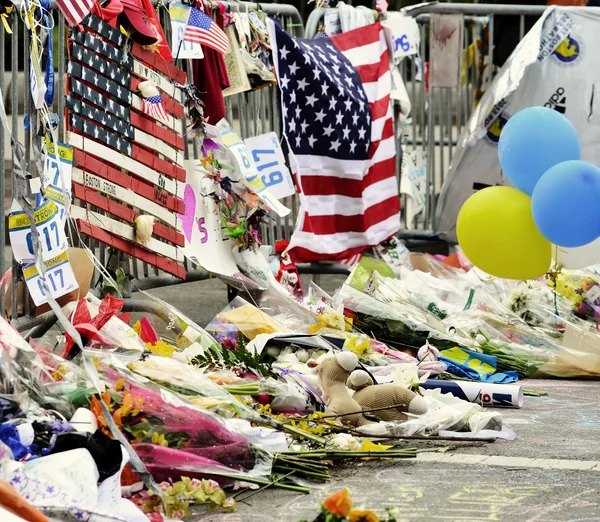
[159,482,171,492]
[190,478,203,489]
[203,479,220,494]
[172,510,186,519]
[223,497,236,509]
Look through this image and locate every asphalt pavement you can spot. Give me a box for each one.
[147,278,600,522]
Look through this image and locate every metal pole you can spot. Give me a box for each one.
[11,11,18,317]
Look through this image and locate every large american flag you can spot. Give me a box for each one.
[183,7,229,55]
[269,20,399,263]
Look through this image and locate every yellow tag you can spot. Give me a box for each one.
[221,129,243,148]
[23,251,69,280]
[45,186,67,205]
[46,136,74,162]
[8,200,58,230]
[441,347,496,376]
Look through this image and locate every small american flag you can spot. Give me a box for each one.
[142,95,169,124]
[183,8,229,54]
[56,0,95,26]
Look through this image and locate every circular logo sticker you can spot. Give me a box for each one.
[485,112,510,145]
[553,35,582,65]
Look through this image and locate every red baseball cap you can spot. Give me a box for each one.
[118,0,159,46]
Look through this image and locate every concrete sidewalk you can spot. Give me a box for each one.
[193,378,600,522]
[145,277,600,522]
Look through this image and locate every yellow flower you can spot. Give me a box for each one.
[132,321,142,336]
[349,509,379,522]
[114,378,126,392]
[359,439,393,461]
[344,336,371,357]
[120,391,144,418]
[308,315,329,334]
[151,432,169,447]
[146,340,175,357]
[344,316,354,331]
[323,488,352,517]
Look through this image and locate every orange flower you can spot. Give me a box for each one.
[323,488,352,517]
[121,391,144,417]
[113,408,124,428]
[349,509,379,522]
[90,391,112,437]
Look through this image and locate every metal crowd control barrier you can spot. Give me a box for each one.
[2,2,569,332]
[306,3,559,240]
[2,1,304,332]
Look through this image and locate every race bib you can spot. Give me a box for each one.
[9,200,68,264]
[23,252,79,306]
[244,132,295,200]
[43,137,73,198]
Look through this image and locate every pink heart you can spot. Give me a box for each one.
[178,184,196,243]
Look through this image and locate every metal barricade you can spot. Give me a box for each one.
[306,3,558,239]
[2,1,304,331]
[6,2,576,331]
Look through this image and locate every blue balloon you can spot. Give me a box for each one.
[498,107,581,196]
[532,161,600,248]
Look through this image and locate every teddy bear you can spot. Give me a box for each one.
[347,370,428,422]
[308,352,428,427]
[308,352,373,427]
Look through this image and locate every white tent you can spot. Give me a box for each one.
[436,6,600,242]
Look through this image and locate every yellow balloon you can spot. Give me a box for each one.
[457,186,552,280]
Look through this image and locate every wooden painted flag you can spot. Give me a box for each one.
[66,13,187,278]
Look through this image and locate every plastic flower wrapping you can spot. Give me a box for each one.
[7,243,600,520]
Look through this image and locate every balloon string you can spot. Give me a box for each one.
[549,249,561,317]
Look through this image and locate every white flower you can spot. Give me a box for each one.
[475,334,487,345]
[134,215,154,244]
[326,433,361,451]
[266,346,281,357]
[296,349,310,363]
[417,344,440,362]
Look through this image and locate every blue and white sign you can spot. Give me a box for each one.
[244,132,295,200]
[383,13,420,60]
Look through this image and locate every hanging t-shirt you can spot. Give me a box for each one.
[192,0,230,123]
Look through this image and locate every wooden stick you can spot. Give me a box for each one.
[320,403,409,420]
[349,431,496,443]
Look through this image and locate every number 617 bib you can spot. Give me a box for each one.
[9,199,69,264]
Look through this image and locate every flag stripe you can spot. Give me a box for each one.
[302,196,400,235]
[370,97,392,123]
[301,156,396,198]
[300,177,399,217]
[331,23,381,52]
[56,0,94,26]
[185,29,229,46]
[354,51,389,85]
[289,214,401,259]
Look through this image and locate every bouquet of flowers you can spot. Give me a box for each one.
[299,488,398,522]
